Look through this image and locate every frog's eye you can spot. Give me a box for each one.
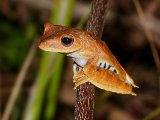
[39,24,45,35]
[61,37,74,47]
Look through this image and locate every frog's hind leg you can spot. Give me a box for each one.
[83,64,137,96]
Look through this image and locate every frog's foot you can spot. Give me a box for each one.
[73,76,88,89]
[73,71,84,82]
[125,74,139,88]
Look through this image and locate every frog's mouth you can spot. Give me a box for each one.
[64,49,80,55]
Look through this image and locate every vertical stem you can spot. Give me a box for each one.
[86,0,108,37]
[74,0,108,120]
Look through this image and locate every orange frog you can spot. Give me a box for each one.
[39,22,139,96]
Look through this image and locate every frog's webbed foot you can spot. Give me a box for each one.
[73,76,88,89]
[125,74,139,88]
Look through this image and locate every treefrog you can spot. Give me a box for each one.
[38,22,138,96]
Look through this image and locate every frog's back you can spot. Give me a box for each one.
[86,32,114,59]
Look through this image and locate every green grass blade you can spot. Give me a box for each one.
[44,0,75,119]
[23,0,75,120]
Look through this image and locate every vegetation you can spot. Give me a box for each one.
[0,0,159,120]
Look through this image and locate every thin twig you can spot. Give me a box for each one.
[133,0,160,96]
[74,0,108,120]
[1,41,37,120]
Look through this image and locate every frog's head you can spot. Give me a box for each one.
[38,22,83,54]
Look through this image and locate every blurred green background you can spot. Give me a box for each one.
[0,0,160,120]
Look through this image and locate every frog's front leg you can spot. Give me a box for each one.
[73,75,89,89]
[73,63,84,82]
[73,63,89,89]
[72,57,99,89]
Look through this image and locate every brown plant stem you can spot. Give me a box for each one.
[74,0,108,120]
